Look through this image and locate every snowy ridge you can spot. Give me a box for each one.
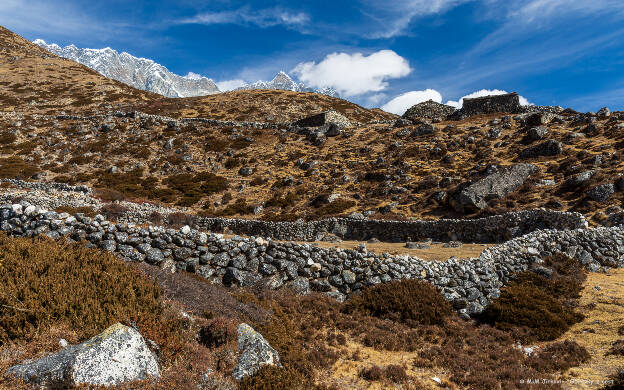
[237,71,339,97]
[34,40,339,99]
[34,39,220,98]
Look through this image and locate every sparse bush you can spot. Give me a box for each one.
[100,203,129,221]
[531,340,590,371]
[0,233,161,344]
[197,317,237,349]
[343,279,453,326]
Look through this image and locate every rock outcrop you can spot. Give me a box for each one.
[232,324,280,380]
[402,100,456,122]
[456,164,538,210]
[7,323,159,387]
[292,110,352,128]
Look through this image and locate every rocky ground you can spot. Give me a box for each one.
[1,24,624,390]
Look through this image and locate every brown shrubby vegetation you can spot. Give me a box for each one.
[479,254,586,342]
[343,279,453,326]
[0,233,162,344]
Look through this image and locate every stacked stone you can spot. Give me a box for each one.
[1,202,622,318]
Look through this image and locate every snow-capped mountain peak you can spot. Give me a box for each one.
[34,39,340,99]
[237,71,339,97]
[34,39,220,98]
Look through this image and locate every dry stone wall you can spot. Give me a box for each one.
[1,201,621,318]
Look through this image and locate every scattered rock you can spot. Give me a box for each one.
[587,183,615,202]
[232,324,280,380]
[519,140,563,158]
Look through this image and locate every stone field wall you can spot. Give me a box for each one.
[1,179,588,243]
[1,201,622,317]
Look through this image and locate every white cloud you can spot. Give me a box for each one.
[446,89,530,108]
[381,89,442,115]
[510,0,624,24]
[292,50,411,97]
[215,79,247,91]
[180,7,309,29]
[361,0,474,38]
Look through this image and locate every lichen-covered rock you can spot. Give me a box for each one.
[587,183,615,202]
[232,323,280,380]
[6,323,159,387]
[457,164,537,210]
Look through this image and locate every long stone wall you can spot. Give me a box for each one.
[193,210,587,243]
[1,201,622,318]
[1,180,588,244]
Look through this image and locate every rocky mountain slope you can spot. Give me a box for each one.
[34,40,339,99]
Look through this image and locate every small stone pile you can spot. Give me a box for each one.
[401,100,456,122]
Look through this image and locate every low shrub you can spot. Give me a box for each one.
[314,199,356,217]
[148,211,164,225]
[343,279,453,326]
[0,233,162,344]
[607,340,624,356]
[100,203,129,221]
[531,340,590,371]
[478,282,584,342]
[480,254,586,342]
[0,156,40,180]
[197,316,238,349]
[54,206,97,218]
[239,365,306,390]
[167,212,196,228]
[358,364,410,383]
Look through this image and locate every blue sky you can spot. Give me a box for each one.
[1,0,623,113]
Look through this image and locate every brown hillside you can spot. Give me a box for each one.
[0,24,623,224]
[0,26,394,124]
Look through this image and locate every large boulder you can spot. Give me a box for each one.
[457,164,538,210]
[232,323,280,380]
[7,323,159,387]
[292,110,351,128]
[519,139,563,158]
[402,100,456,122]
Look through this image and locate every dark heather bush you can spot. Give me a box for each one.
[197,317,237,348]
[479,282,584,342]
[607,340,624,356]
[0,233,162,344]
[480,254,586,342]
[530,340,590,371]
[359,365,384,381]
[99,202,129,221]
[343,279,453,326]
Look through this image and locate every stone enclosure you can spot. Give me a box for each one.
[1,201,623,318]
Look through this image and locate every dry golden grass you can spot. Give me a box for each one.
[307,241,490,260]
[557,269,624,389]
[317,338,452,389]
